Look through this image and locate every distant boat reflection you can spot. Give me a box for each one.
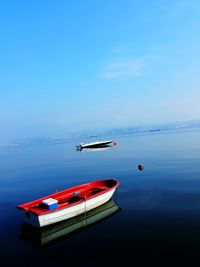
[20,198,121,246]
[76,144,112,152]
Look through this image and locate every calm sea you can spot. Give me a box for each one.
[1,129,200,266]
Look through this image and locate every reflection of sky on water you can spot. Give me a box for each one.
[0,129,200,265]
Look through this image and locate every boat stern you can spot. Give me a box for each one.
[16,207,40,228]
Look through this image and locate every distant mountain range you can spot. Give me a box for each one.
[99,119,200,137]
[28,119,200,144]
[1,119,200,147]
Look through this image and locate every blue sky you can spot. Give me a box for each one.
[1,0,200,141]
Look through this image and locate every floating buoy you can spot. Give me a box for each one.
[113,141,117,146]
[138,164,144,171]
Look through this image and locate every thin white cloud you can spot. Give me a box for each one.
[110,45,131,54]
[101,58,145,79]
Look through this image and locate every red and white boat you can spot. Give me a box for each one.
[17,179,119,228]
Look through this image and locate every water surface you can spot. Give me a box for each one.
[1,129,200,266]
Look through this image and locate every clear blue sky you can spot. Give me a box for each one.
[1,0,200,141]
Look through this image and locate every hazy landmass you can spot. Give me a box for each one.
[1,120,200,148]
[101,119,200,137]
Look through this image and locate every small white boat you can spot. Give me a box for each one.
[76,140,116,150]
[20,199,121,246]
[17,179,119,228]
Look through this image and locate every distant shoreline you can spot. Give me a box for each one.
[1,122,200,148]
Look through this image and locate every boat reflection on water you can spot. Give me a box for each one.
[20,199,121,246]
[76,144,112,152]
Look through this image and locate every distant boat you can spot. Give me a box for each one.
[20,198,121,246]
[17,179,120,228]
[76,140,116,150]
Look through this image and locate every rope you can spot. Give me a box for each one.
[84,194,87,222]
